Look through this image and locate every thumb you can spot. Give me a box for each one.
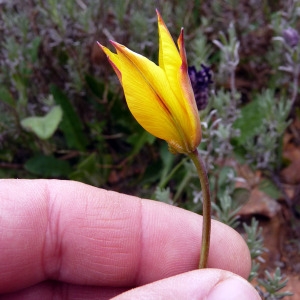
[113,269,260,300]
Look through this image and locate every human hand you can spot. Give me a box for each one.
[0,179,260,299]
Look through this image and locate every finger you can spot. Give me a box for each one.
[113,269,260,300]
[0,179,251,293]
[0,269,259,300]
[0,282,125,300]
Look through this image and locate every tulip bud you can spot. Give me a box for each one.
[99,10,202,154]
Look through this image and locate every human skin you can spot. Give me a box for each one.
[0,179,260,299]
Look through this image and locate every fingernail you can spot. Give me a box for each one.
[207,276,260,300]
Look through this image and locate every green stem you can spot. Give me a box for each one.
[188,149,211,269]
[159,157,187,189]
[173,170,192,203]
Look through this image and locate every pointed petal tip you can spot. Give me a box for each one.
[178,28,184,40]
[110,40,123,49]
[177,28,186,54]
[156,9,163,23]
[97,41,114,51]
[97,40,118,48]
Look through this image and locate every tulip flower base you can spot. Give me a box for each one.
[99,10,211,269]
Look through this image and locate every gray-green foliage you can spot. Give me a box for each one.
[244,219,266,264]
[234,89,291,169]
[243,219,293,299]
[212,189,241,228]
[258,268,293,300]
[213,22,240,84]
[154,187,173,205]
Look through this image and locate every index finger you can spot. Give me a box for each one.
[0,179,251,293]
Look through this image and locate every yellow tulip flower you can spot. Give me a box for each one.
[98,10,201,154]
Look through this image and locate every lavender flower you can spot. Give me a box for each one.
[188,64,213,111]
[283,27,299,48]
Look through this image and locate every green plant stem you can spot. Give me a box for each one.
[188,149,211,269]
[159,157,187,189]
[173,170,192,203]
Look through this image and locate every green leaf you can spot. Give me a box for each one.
[69,153,112,186]
[233,98,265,145]
[217,166,236,192]
[85,74,105,98]
[50,85,88,150]
[29,36,41,63]
[24,154,71,177]
[258,178,282,199]
[232,187,250,205]
[154,187,172,204]
[76,152,98,173]
[158,143,175,187]
[20,105,63,139]
[0,86,16,108]
[126,130,156,158]
[12,73,28,109]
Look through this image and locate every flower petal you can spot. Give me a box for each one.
[110,42,185,148]
[156,11,199,149]
[113,43,185,117]
[177,29,202,148]
[156,10,182,94]
[97,42,122,83]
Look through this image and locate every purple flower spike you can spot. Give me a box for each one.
[188,64,213,111]
[283,27,299,48]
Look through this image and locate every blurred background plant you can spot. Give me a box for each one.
[0,0,299,298]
